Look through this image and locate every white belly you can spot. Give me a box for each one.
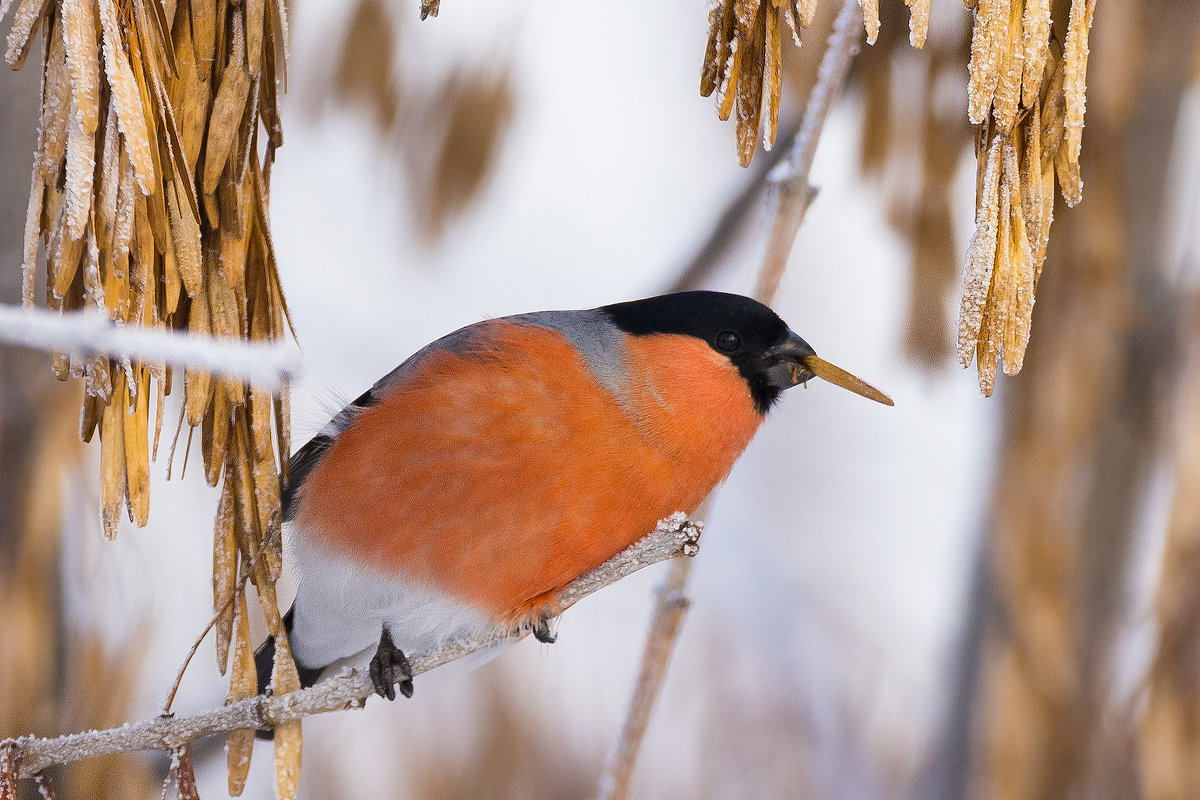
[288,528,496,675]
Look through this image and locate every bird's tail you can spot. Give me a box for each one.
[254,605,323,740]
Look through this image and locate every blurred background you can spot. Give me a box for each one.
[2,0,1199,798]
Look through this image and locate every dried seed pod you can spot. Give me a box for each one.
[861,0,880,45]
[176,747,201,800]
[203,58,252,195]
[909,0,931,48]
[735,5,767,166]
[762,5,782,149]
[213,478,237,672]
[96,0,156,192]
[1019,0,1049,108]
[967,0,1011,124]
[990,0,1023,135]
[4,0,51,67]
[124,367,152,526]
[226,590,257,796]
[100,369,128,539]
[1061,0,1094,165]
[959,131,1004,367]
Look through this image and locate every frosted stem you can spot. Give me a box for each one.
[0,304,300,391]
[0,514,701,780]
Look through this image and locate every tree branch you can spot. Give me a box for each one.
[597,2,865,796]
[0,304,301,391]
[1,514,702,781]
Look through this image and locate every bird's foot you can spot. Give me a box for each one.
[507,595,562,643]
[530,612,557,644]
[369,626,413,701]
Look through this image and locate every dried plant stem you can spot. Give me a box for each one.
[161,524,281,715]
[595,558,692,800]
[595,4,863,797]
[756,0,863,303]
[0,515,701,781]
[0,304,300,391]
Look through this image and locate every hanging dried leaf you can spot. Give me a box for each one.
[1061,0,1094,164]
[176,747,201,800]
[226,590,257,796]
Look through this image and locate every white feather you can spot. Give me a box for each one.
[288,525,495,676]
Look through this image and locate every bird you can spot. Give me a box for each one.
[254,290,891,712]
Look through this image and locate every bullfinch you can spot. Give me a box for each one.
[254,291,890,708]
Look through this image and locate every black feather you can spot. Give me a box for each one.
[253,606,324,740]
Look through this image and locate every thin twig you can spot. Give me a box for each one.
[161,524,280,715]
[0,514,702,780]
[596,3,865,797]
[0,304,301,391]
[595,562,692,800]
[756,0,864,302]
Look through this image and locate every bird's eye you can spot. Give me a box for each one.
[714,331,742,353]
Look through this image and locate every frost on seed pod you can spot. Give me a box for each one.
[6,0,299,790]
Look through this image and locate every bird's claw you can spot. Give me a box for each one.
[369,627,413,701]
[530,613,556,644]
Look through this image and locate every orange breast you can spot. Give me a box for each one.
[293,321,764,617]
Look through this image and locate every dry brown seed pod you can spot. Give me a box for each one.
[1020,0,1050,108]
[1062,0,1094,164]
[862,0,880,45]
[967,0,1011,124]
[81,388,104,442]
[204,59,252,195]
[1003,188,1035,374]
[61,0,99,132]
[226,590,256,796]
[992,150,1014,371]
[909,0,932,48]
[701,0,731,97]
[190,0,217,71]
[1054,139,1082,206]
[735,5,766,167]
[208,389,232,483]
[100,369,128,539]
[990,0,1023,135]
[97,107,122,246]
[717,33,741,121]
[124,368,151,526]
[763,5,782,150]
[213,479,238,673]
[21,173,44,307]
[168,186,204,297]
[96,0,156,192]
[4,0,51,67]
[185,292,213,427]
[959,131,1004,366]
[39,21,71,172]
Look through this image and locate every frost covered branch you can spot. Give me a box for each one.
[0,514,702,781]
[755,0,863,302]
[0,304,301,391]
[599,4,864,797]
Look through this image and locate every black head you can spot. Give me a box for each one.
[600,291,818,413]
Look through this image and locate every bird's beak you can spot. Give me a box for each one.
[764,330,894,406]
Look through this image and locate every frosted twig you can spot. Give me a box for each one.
[598,3,864,797]
[0,304,300,391]
[755,0,863,303]
[595,556,693,800]
[0,514,701,780]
